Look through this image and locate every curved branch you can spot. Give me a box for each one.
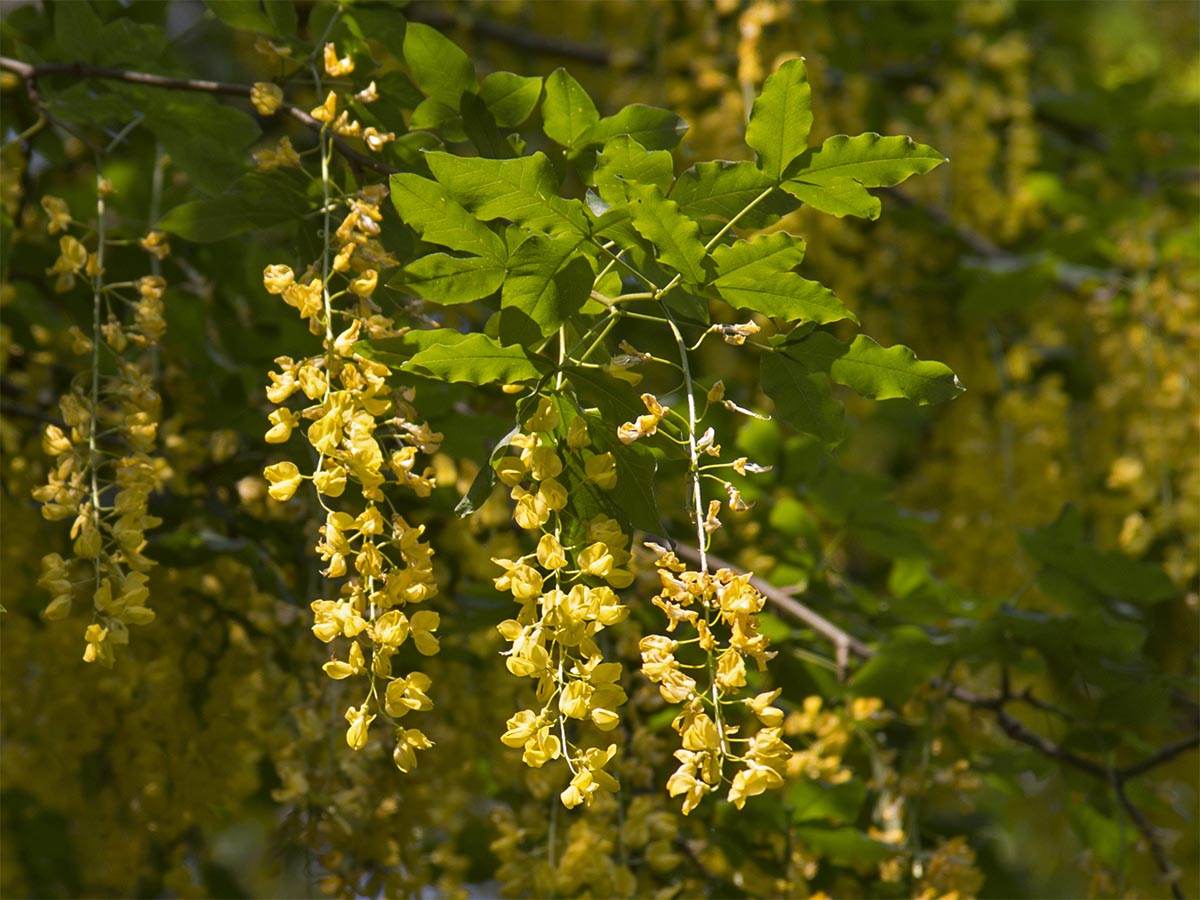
[0,56,398,176]
[678,543,1195,896]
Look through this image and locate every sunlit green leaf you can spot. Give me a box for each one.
[671,160,794,227]
[403,21,478,107]
[479,72,543,127]
[625,182,708,285]
[594,135,674,205]
[542,68,600,151]
[746,57,813,181]
[389,173,507,262]
[581,104,688,152]
[402,333,548,384]
[500,235,594,341]
[715,273,857,324]
[786,332,963,405]
[782,178,881,220]
[711,231,807,280]
[425,151,588,238]
[787,132,946,188]
[399,254,506,304]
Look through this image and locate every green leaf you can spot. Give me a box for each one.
[1020,506,1178,606]
[158,171,307,241]
[403,21,478,107]
[745,57,813,181]
[851,625,953,704]
[585,414,663,534]
[782,178,881,220]
[715,273,857,325]
[425,151,588,238]
[54,0,103,61]
[402,333,548,385]
[625,183,708,285]
[500,236,594,341]
[581,104,688,151]
[787,133,947,188]
[353,330,473,368]
[788,332,963,405]
[542,68,600,151]
[460,93,515,159]
[786,778,867,825]
[760,353,844,445]
[263,0,297,35]
[792,827,895,866]
[670,160,794,227]
[711,232,807,280]
[343,7,402,57]
[594,135,674,206]
[140,91,259,191]
[205,0,278,34]
[95,19,168,68]
[410,97,465,142]
[400,254,506,304]
[389,173,507,262]
[479,72,543,127]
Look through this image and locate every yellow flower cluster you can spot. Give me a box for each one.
[33,191,168,667]
[492,397,632,808]
[262,81,443,770]
[639,544,787,814]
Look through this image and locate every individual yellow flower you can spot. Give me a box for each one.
[349,269,378,297]
[715,647,747,691]
[263,264,295,295]
[567,416,590,449]
[536,533,568,570]
[524,396,560,433]
[409,610,440,655]
[40,195,72,234]
[312,464,347,497]
[322,640,366,680]
[520,726,561,767]
[282,279,323,319]
[264,407,299,443]
[323,42,355,77]
[501,710,540,747]
[310,90,337,123]
[578,542,613,578]
[344,703,375,750]
[746,689,784,726]
[263,461,302,501]
[139,230,170,260]
[362,127,395,152]
[251,81,283,115]
[384,671,433,717]
[584,452,618,489]
[392,728,434,773]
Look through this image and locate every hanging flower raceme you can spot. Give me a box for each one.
[491,397,631,808]
[261,113,443,772]
[33,185,169,667]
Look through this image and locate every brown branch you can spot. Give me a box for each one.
[1115,780,1186,900]
[676,544,1194,895]
[0,56,398,176]
[1119,734,1200,781]
[675,544,873,663]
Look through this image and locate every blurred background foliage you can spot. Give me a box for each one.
[0,1,1196,898]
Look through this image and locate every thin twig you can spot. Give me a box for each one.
[675,543,1195,897]
[0,56,397,176]
[1114,780,1185,900]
